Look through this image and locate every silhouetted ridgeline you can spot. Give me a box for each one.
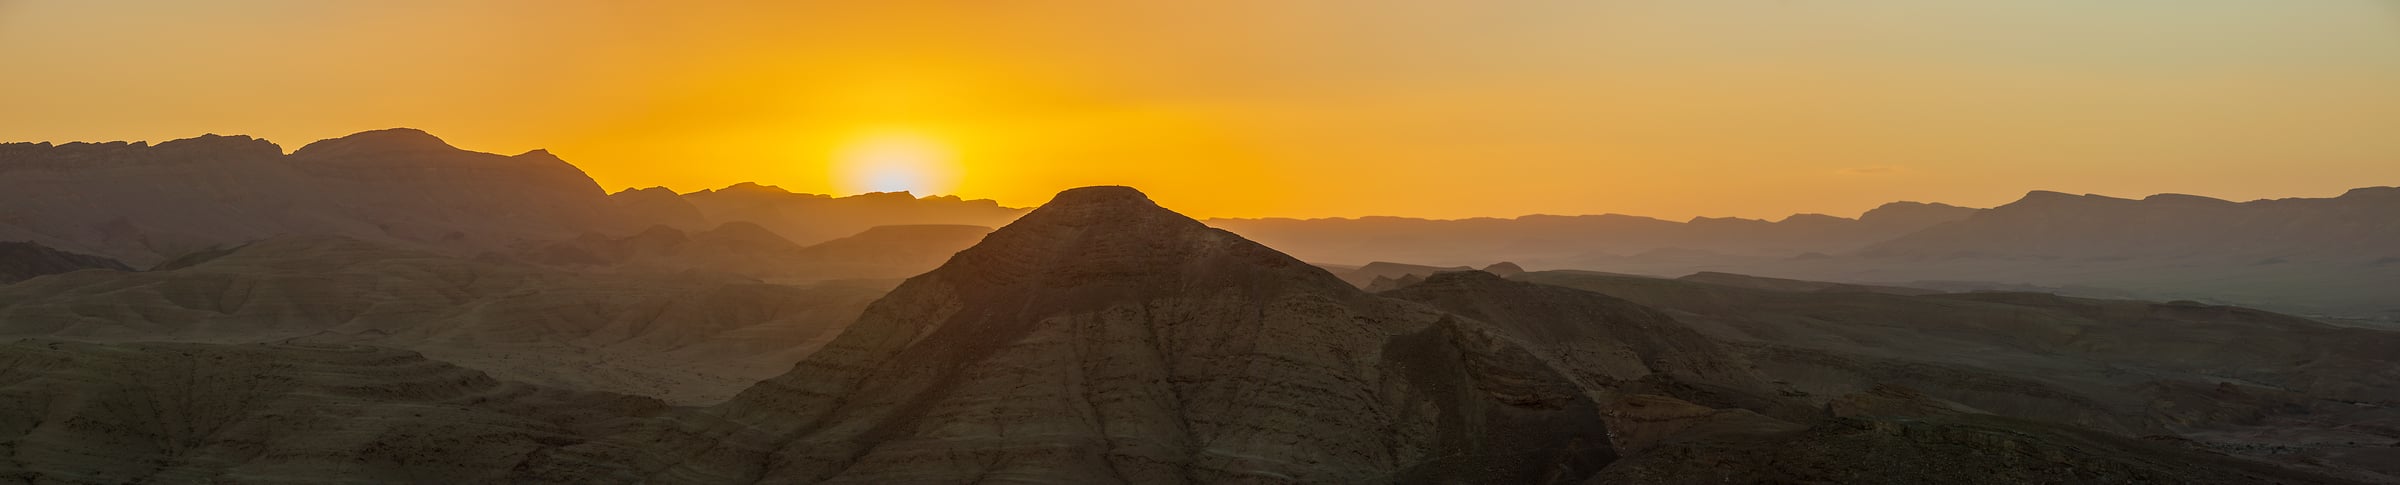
[0,130,1021,266]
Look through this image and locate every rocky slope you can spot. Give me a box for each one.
[1517,269,2400,480]
[519,186,1619,484]
[0,241,129,284]
[0,340,668,484]
[1378,271,1800,419]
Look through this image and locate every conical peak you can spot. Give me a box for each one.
[1005,186,1184,231]
[1046,185,1150,208]
[914,185,1347,299]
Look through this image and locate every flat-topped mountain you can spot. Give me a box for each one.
[0,129,626,265]
[0,130,1030,268]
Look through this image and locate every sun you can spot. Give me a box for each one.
[832,131,962,195]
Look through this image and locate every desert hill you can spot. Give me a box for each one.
[1378,271,1810,420]
[1515,269,2400,480]
[0,339,668,483]
[0,235,882,404]
[0,241,129,284]
[520,186,1619,483]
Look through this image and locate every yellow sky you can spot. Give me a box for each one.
[5,1,2398,219]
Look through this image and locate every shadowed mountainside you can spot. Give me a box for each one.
[1515,269,2400,481]
[0,241,129,284]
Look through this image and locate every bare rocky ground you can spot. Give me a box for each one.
[0,339,668,484]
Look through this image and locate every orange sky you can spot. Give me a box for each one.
[5,1,2398,220]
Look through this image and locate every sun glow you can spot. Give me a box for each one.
[833,131,962,195]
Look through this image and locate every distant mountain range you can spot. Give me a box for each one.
[5,129,2392,320]
[1865,187,2400,263]
[0,129,1019,267]
[1240,188,2400,321]
[1208,200,1980,266]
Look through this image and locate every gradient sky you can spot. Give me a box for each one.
[5,1,2398,219]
